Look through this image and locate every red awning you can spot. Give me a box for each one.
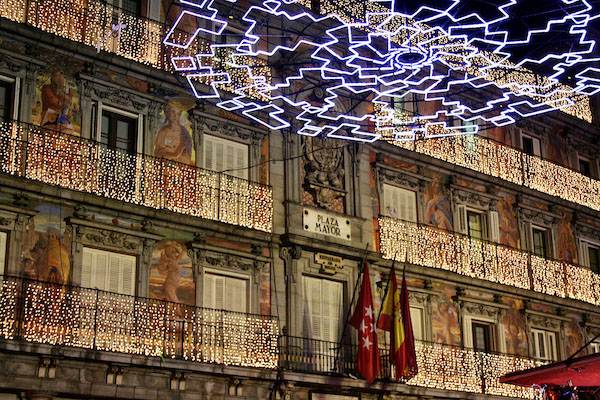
[500,353,600,387]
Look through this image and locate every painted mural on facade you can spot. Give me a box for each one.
[424,173,453,231]
[503,297,528,356]
[547,127,569,167]
[431,283,461,346]
[557,210,578,264]
[486,125,511,146]
[154,98,195,165]
[149,239,195,306]
[498,195,520,249]
[20,204,71,285]
[565,312,586,357]
[32,60,81,135]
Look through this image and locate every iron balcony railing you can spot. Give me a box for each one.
[0,119,273,232]
[279,335,545,399]
[392,134,600,213]
[379,216,600,306]
[0,275,279,368]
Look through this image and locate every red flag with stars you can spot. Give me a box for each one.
[349,261,381,383]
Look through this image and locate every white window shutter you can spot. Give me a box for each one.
[403,189,417,222]
[108,255,121,293]
[533,138,541,157]
[326,279,342,343]
[303,276,322,340]
[383,184,398,218]
[487,211,500,242]
[121,255,135,295]
[579,240,590,267]
[204,136,214,171]
[383,184,417,222]
[203,273,214,308]
[226,276,247,313]
[215,141,225,173]
[454,204,468,234]
[235,146,248,180]
[95,252,108,291]
[0,231,7,275]
[81,248,94,288]
[410,307,424,341]
[214,275,225,309]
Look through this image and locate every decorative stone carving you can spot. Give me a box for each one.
[525,313,562,330]
[85,230,139,251]
[519,206,559,226]
[83,80,147,111]
[303,136,346,208]
[201,119,266,146]
[205,252,255,272]
[454,295,509,320]
[452,187,497,209]
[574,223,600,242]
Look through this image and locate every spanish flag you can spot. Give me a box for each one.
[377,268,418,381]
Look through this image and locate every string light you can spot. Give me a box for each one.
[3,278,279,368]
[386,134,600,212]
[408,341,544,399]
[0,122,273,232]
[379,217,600,306]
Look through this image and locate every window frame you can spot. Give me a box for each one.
[202,268,250,313]
[454,204,500,242]
[462,313,501,352]
[579,239,600,273]
[521,132,542,157]
[0,75,20,121]
[530,328,558,362]
[0,231,7,276]
[202,134,249,180]
[95,102,143,154]
[382,183,418,223]
[81,246,137,296]
[531,225,551,258]
[302,274,344,343]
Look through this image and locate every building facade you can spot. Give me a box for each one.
[0,0,599,399]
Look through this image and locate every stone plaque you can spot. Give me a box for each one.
[315,253,343,275]
[303,208,351,240]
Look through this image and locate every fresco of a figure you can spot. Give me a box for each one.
[20,204,71,285]
[498,195,520,249]
[547,127,569,167]
[486,125,511,146]
[154,99,195,165]
[149,239,195,306]
[431,284,461,346]
[565,312,586,356]
[503,298,528,356]
[556,211,578,264]
[424,173,453,231]
[32,68,81,135]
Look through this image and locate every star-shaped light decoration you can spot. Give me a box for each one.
[164,0,600,142]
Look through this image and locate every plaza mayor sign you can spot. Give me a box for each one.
[303,208,351,241]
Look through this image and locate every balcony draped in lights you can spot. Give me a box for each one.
[0,276,279,368]
[279,336,544,399]
[0,120,273,232]
[393,135,600,212]
[0,0,270,93]
[379,216,600,306]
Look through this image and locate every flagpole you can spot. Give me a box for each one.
[375,255,396,327]
[333,242,369,374]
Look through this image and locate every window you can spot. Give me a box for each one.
[579,240,600,273]
[0,78,15,121]
[579,158,592,177]
[120,0,141,14]
[410,307,424,341]
[467,210,484,240]
[0,231,6,275]
[521,133,541,157]
[532,227,549,257]
[454,205,500,242]
[382,184,417,222]
[203,272,248,313]
[530,329,557,361]
[472,321,493,352]
[203,135,249,180]
[591,341,600,354]
[81,247,136,295]
[302,276,343,342]
[101,109,138,153]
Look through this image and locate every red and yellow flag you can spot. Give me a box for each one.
[377,268,418,381]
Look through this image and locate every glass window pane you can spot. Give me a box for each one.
[532,228,547,257]
[0,82,11,120]
[579,159,591,177]
[468,211,483,239]
[101,115,110,144]
[589,247,599,273]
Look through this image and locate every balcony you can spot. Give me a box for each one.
[392,135,600,213]
[379,216,600,306]
[279,335,544,399]
[0,275,279,368]
[0,0,269,93]
[0,119,273,232]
